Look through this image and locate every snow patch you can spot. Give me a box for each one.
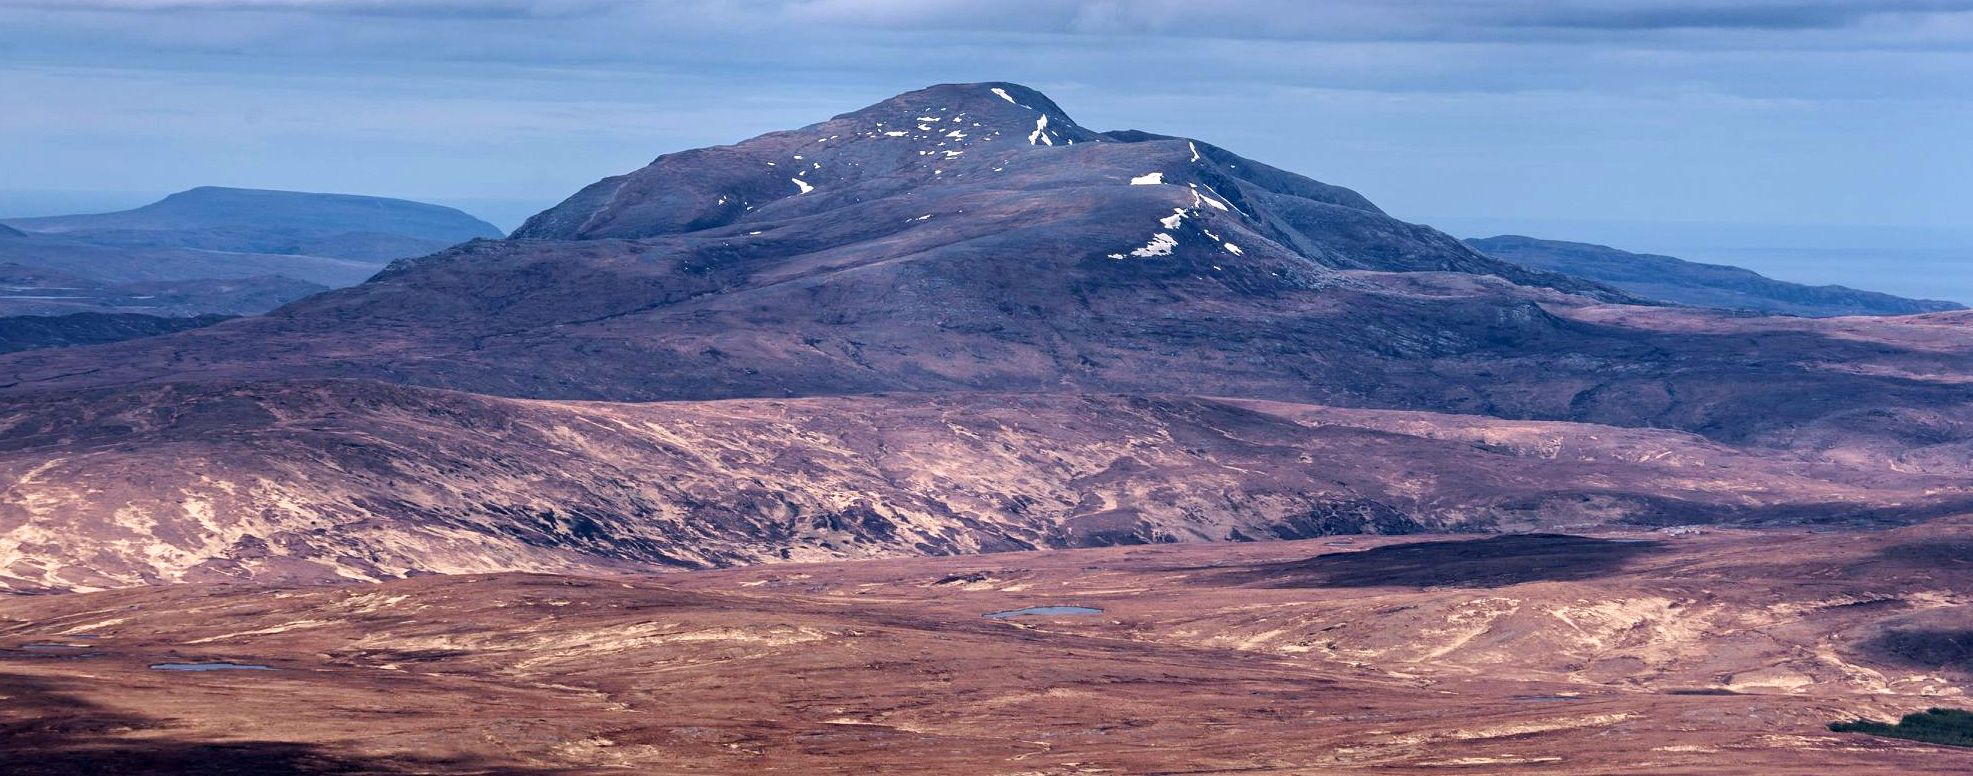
[1189,141,1202,163]
[1028,115,1053,146]
[1159,208,1186,230]
[790,178,814,194]
[1130,172,1165,186]
[1223,243,1244,255]
[1130,233,1179,258]
[990,87,1022,106]
[1189,186,1229,211]
[884,131,908,137]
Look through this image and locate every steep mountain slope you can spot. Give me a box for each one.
[1469,235,1965,317]
[6,186,502,262]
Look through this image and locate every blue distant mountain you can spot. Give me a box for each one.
[1467,234,1964,317]
[5,186,502,264]
[0,187,503,318]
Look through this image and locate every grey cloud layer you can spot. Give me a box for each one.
[16,0,1973,38]
[0,0,1965,238]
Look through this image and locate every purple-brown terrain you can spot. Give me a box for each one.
[4,83,1973,773]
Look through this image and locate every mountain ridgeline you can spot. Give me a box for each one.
[1468,235,1964,317]
[5,186,501,263]
[4,82,1973,590]
[0,187,503,321]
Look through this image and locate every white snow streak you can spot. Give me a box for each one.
[1189,186,1229,211]
[790,178,814,194]
[1028,115,1053,146]
[1130,172,1165,185]
[1130,233,1179,257]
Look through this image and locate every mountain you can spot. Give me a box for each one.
[5,186,502,262]
[1468,234,1965,317]
[0,188,500,318]
[4,82,1973,590]
[1,85,1964,440]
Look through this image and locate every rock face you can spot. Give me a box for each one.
[1468,234,1965,317]
[3,82,1973,590]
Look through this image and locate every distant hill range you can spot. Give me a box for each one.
[6,186,501,263]
[1467,235,1964,317]
[0,187,501,347]
[0,187,499,307]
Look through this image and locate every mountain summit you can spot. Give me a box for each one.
[512,82,1594,289]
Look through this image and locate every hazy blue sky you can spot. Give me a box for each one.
[2,1,1970,296]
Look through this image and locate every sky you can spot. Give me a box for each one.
[1,0,1970,297]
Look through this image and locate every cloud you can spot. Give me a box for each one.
[737,0,1973,38]
[1498,0,1973,31]
[1,0,620,18]
[18,0,1973,36]
[0,0,1967,236]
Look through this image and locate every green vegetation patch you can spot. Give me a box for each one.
[1830,707,1973,747]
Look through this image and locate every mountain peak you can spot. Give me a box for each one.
[506,82,1605,296]
[830,82,1091,144]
